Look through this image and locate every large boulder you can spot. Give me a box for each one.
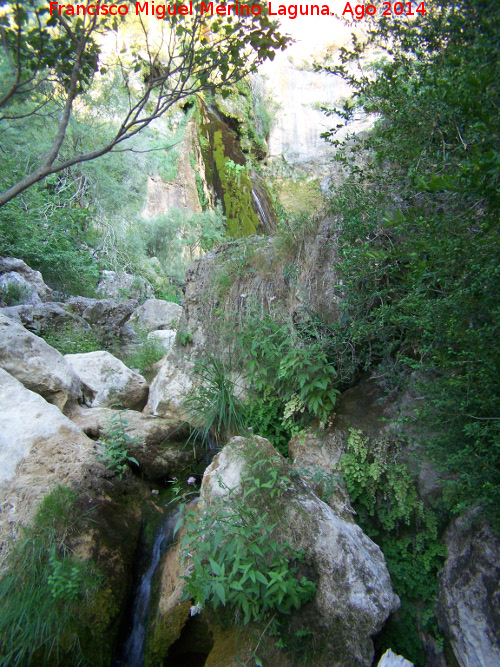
[96,270,154,301]
[0,313,86,412]
[144,353,195,420]
[436,508,500,667]
[0,368,95,551]
[0,301,89,333]
[70,406,195,480]
[130,299,182,332]
[0,257,53,304]
[199,436,399,666]
[66,296,137,332]
[65,351,149,410]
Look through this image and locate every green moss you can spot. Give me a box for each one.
[213,130,259,237]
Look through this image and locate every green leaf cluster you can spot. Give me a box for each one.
[338,430,447,664]
[98,411,140,478]
[235,304,340,429]
[178,447,316,626]
[0,486,103,667]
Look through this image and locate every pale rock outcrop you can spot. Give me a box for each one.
[65,351,149,410]
[288,426,354,519]
[145,353,195,420]
[66,296,137,332]
[0,369,95,549]
[0,313,86,412]
[130,299,182,332]
[200,436,399,666]
[377,648,413,666]
[97,269,154,300]
[147,329,176,352]
[70,406,194,480]
[436,508,500,667]
[0,301,89,332]
[0,257,53,303]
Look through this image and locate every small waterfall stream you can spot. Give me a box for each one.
[251,189,271,234]
[119,508,181,667]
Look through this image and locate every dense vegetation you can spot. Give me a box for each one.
[1,0,498,665]
[320,0,500,523]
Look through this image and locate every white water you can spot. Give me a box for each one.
[120,508,181,667]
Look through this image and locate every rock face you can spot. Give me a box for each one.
[0,301,89,332]
[200,436,399,666]
[377,648,414,666]
[65,351,149,410]
[130,298,182,332]
[0,368,95,552]
[147,329,176,352]
[96,269,154,300]
[66,296,137,332]
[436,509,500,667]
[0,257,53,304]
[70,406,195,480]
[178,220,341,358]
[288,427,354,519]
[0,313,86,412]
[145,352,195,420]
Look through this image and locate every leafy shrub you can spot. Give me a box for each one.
[319,0,500,525]
[178,444,316,626]
[0,282,32,306]
[0,486,103,667]
[235,305,340,428]
[98,411,140,478]
[338,430,447,664]
[40,322,104,355]
[121,328,166,375]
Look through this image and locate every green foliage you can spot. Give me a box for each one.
[178,445,316,625]
[0,281,31,306]
[235,305,340,429]
[183,354,247,447]
[244,389,292,457]
[121,329,166,376]
[0,181,99,295]
[0,486,103,667]
[40,322,104,355]
[98,411,140,478]
[319,0,500,524]
[175,326,193,346]
[338,430,447,664]
[120,207,225,282]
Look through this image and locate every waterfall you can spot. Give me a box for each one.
[119,507,182,667]
[251,189,271,234]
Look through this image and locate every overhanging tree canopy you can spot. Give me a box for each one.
[0,0,289,206]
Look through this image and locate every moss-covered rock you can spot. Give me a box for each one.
[197,103,260,238]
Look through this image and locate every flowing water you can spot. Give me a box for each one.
[119,508,182,667]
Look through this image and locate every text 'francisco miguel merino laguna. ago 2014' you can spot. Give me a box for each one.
[48,1,427,19]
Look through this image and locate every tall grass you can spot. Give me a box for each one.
[0,487,103,667]
[182,354,247,448]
